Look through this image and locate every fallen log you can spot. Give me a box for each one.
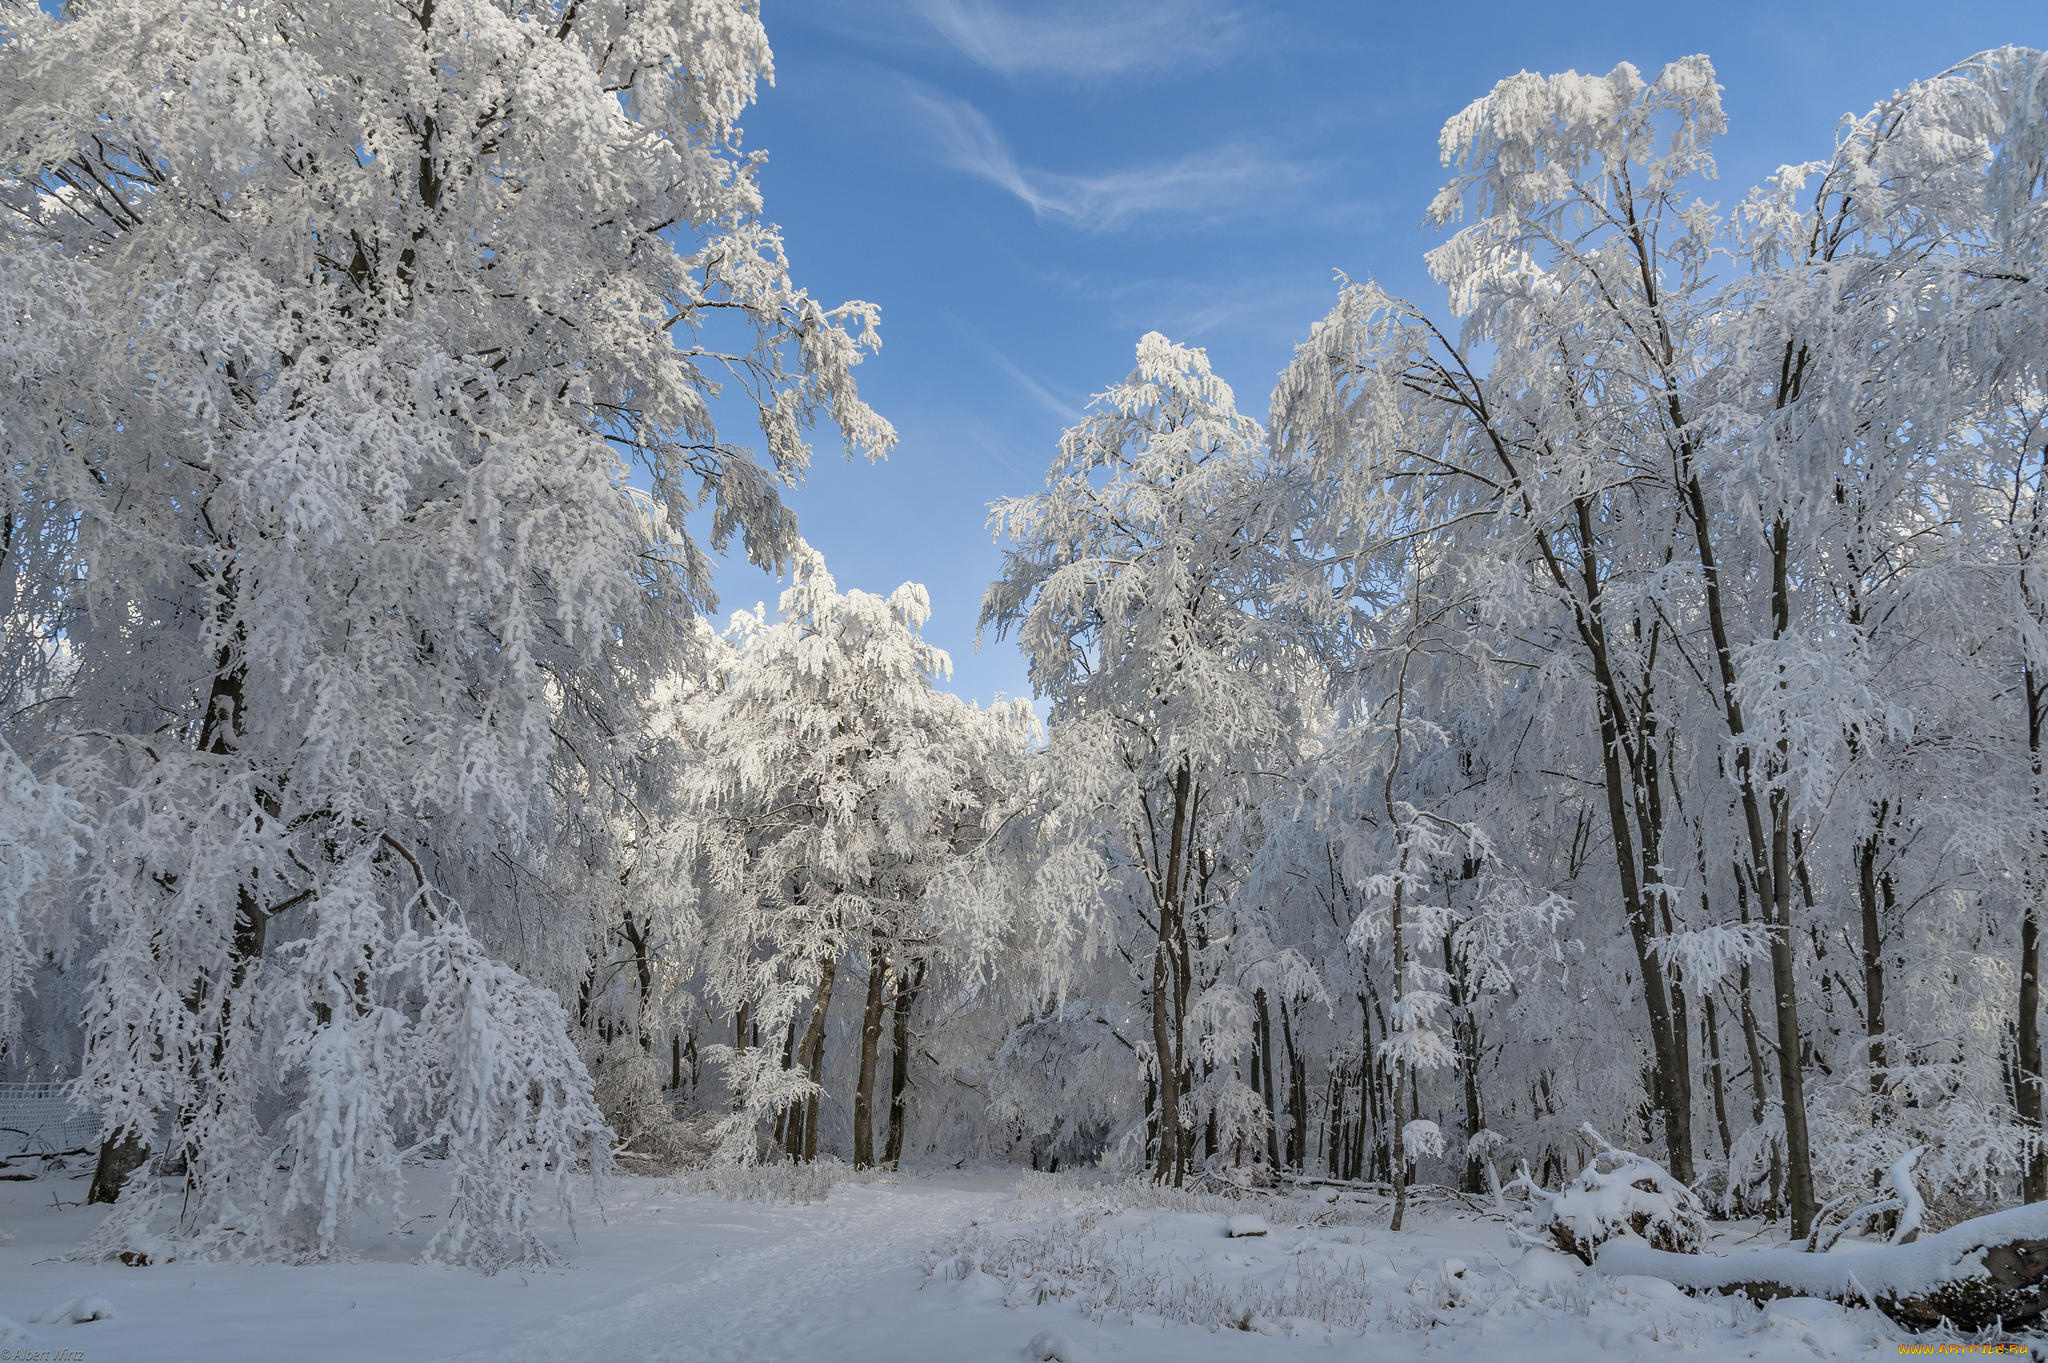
[1596,1202,2048,1332]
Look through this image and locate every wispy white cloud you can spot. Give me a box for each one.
[907,0,1244,81]
[985,347,1079,424]
[909,90,1314,232]
[946,316,1084,424]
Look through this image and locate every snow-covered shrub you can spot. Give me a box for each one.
[1515,1125,1704,1264]
[404,921,614,1271]
[73,898,611,1270]
[1800,1088,2023,1235]
[1809,1146,1929,1251]
[1721,1107,1787,1218]
[674,1155,851,1205]
[581,1033,689,1170]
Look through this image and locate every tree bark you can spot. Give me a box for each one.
[884,959,924,1169]
[1854,826,1890,1101]
[2024,902,2045,1204]
[1255,988,1280,1168]
[852,942,888,1170]
[772,1015,797,1150]
[1148,761,1193,1186]
[1150,935,1179,1182]
[2024,665,2048,1203]
[1702,992,1733,1165]
[1278,998,1305,1171]
[1446,936,1489,1194]
[793,954,837,1164]
[87,1129,151,1206]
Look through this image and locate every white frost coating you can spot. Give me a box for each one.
[1225,1213,1271,1238]
[675,548,1036,1164]
[1521,1127,1705,1260]
[1598,1200,2048,1300]
[1403,1119,1446,1162]
[0,0,891,1266]
[1888,1147,1927,1246]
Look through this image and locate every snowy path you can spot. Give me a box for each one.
[0,1171,1942,1362]
[444,1178,1004,1363]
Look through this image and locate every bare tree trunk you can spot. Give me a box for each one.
[2025,666,2048,1203]
[88,1129,151,1206]
[1278,999,1305,1171]
[853,942,888,1170]
[1703,992,1733,1164]
[772,1017,794,1151]
[1765,783,1817,1237]
[731,1001,752,1115]
[1735,880,1783,1219]
[1558,496,1694,1186]
[1150,934,1180,1183]
[1325,1069,1344,1177]
[1855,821,1892,1111]
[2023,905,2044,1204]
[95,663,264,1205]
[795,955,837,1164]
[1389,825,1411,1232]
[1255,988,1280,1167]
[1148,762,1194,1186]
[1445,936,1489,1194]
[1390,1071,1414,1232]
[884,959,924,1169]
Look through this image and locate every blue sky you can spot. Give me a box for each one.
[33,0,2032,706]
[718,0,2043,709]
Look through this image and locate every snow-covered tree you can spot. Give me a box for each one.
[0,0,888,1263]
[678,549,1031,1167]
[982,333,1319,1185]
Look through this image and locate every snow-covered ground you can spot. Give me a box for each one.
[0,1165,2024,1361]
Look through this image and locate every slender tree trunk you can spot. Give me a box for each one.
[1150,935,1179,1183]
[884,959,924,1169]
[1735,882,1783,1219]
[1766,784,1817,1237]
[2024,666,2048,1203]
[853,942,889,1170]
[1668,324,1816,1234]
[1445,936,1489,1194]
[1388,830,1411,1231]
[1390,1071,1415,1232]
[1562,497,1693,1186]
[1148,762,1194,1186]
[2023,907,2044,1203]
[773,1016,797,1151]
[1356,993,1377,1182]
[1703,992,1733,1164]
[795,955,837,1164]
[1325,1070,1344,1176]
[1278,999,1305,1171]
[731,1002,751,1114]
[1255,988,1280,1167]
[1855,825,1891,1110]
